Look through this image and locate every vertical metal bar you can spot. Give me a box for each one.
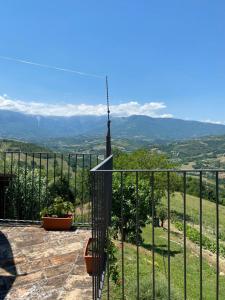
[60,153,63,182]
[46,153,49,205]
[94,174,96,300]
[93,170,96,300]
[106,226,110,300]
[74,154,78,216]
[94,170,98,300]
[109,158,113,225]
[183,172,187,300]
[97,171,100,298]
[39,153,42,213]
[121,172,125,300]
[81,154,85,223]
[151,172,155,300]
[100,169,103,298]
[167,171,171,300]
[17,152,20,218]
[101,168,104,297]
[88,154,92,223]
[53,153,56,185]
[68,154,71,184]
[95,170,98,300]
[2,152,6,218]
[103,162,110,300]
[99,169,102,296]
[10,153,13,218]
[97,171,100,299]
[3,152,6,175]
[91,171,95,300]
[24,153,27,218]
[75,154,78,200]
[97,170,99,298]
[31,153,35,221]
[199,171,203,300]
[90,154,92,169]
[136,172,140,299]
[10,152,13,175]
[216,171,219,300]
[1,153,5,219]
[102,168,105,296]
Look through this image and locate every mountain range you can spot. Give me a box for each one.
[1,109,225,141]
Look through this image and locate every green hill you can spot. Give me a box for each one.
[0,139,52,153]
[157,135,225,168]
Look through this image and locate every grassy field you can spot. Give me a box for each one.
[102,224,225,299]
[162,192,225,241]
[102,193,225,299]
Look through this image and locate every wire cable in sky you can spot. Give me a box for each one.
[0,55,104,79]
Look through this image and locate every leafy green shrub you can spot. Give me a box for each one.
[75,169,91,204]
[106,230,120,285]
[48,176,75,203]
[5,167,49,220]
[40,196,74,218]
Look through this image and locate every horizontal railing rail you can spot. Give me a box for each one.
[92,168,225,172]
[92,168,223,300]
[0,152,103,224]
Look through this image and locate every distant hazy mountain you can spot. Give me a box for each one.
[1,110,225,141]
[107,115,225,140]
[0,110,106,140]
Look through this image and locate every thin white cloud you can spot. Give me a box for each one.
[0,95,172,118]
[202,119,225,125]
[159,114,173,118]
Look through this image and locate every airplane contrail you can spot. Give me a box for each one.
[0,55,104,79]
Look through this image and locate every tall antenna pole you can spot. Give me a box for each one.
[106,76,111,157]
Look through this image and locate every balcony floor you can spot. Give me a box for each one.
[0,223,92,300]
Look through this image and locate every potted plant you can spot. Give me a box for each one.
[84,234,120,285]
[40,196,74,230]
[84,238,100,275]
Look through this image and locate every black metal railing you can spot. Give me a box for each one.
[92,167,224,300]
[91,155,113,300]
[0,152,102,224]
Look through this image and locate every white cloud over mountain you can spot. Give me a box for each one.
[0,95,172,118]
[203,119,225,125]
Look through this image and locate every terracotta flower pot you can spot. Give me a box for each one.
[84,238,100,275]
[42,215,73,230]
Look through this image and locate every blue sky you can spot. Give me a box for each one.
[0,1,225,122]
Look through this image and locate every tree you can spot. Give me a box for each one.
[157,205,168,227]
[111,149,177,243]
[114,149,176,170]
[112,176,153,243]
